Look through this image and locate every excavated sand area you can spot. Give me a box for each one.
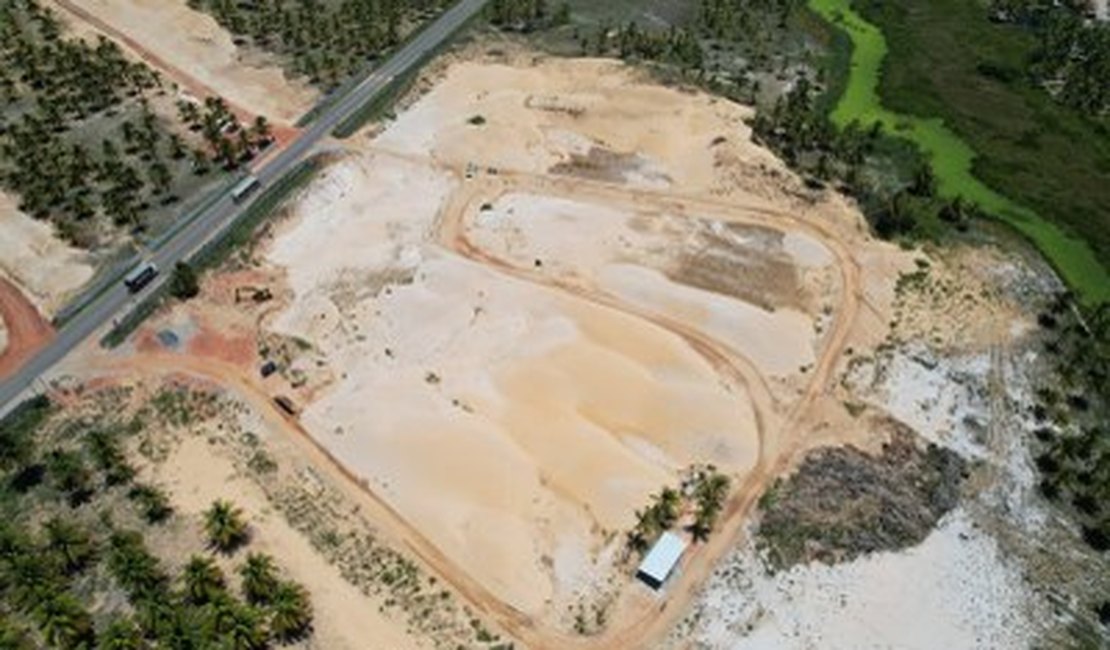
[0,191,93,318]
[49,0,316,125]
[260,52,908,639]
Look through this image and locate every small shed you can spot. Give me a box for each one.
[636,531,688,590]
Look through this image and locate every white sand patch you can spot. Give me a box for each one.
[0,191,93,317]
[676,510,1039,649]
[267,153,451,304]
[265,151,760,617]
[782,231,834,268]
[468,192,821,378]
[848,345,991,460]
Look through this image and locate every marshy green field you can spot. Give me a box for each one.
[809,0,1110,305]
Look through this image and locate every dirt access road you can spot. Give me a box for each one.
[430,161,865,649]
[0,278,54,381]
[106,145,865,648]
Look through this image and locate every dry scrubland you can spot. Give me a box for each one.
[26,41,1079,648]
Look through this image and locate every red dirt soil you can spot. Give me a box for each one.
[0,277,54,380]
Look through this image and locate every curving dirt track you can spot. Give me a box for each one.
[0,278,54,381]
[428,166,865,648]
[66,90,874,646]
[108,152,865,648]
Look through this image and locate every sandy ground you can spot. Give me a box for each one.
[467,192,829,377]
[250,49,911,645]
[48,0,316,125]
[668,510,1039,649]
[149,432,423,650]
[267,154,762,615]
[0,191,93,318]
[47,47,920,649]
[665,236,1075,648]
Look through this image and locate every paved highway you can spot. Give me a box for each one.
[0,0,487,412]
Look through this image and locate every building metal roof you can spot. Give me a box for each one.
[636,531,688,588]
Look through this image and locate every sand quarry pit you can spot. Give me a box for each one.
[47,0,316,125]
[239,51,910,645]
[100,51,911,648]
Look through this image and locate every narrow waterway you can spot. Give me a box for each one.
[809,0,1109,303]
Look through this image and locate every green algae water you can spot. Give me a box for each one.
[809,0,1110,304]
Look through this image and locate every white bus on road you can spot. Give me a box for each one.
[231,175,262,203]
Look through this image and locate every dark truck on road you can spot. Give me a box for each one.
[123,262,158,293]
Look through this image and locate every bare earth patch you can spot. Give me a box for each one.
[0,190,93,318]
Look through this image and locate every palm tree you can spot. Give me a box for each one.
[96,616,143,650]
[0,614,35,650]
[182,555,226,604]
[238,552,278,605]
[204,500,248,553]
[34,594,94,649]
[220,603,267,650]
[656,487,681,527]
[43,518,96,575]
[268,581,313,642]
[127,483,173,523]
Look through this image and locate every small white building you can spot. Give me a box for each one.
[636,531,688,590]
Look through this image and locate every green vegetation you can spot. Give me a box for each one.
[168,261,200,300]
[186,0,450,93]
[204,499,250,553]
[175,97,274,171]
[98,285,167,349]
[627,466,731,553]
[0,0,231,247]
[1030,297,1110,551]
[757,428,966,569]
[0,394,313,648]
[810,0,1110,304]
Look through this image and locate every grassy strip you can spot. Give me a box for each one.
[100,159,323,349]
[809,0,1110,305]
[99,286,168,349]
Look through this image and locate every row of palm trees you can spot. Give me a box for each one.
[627,466,732,553]
[186,0,438,91]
